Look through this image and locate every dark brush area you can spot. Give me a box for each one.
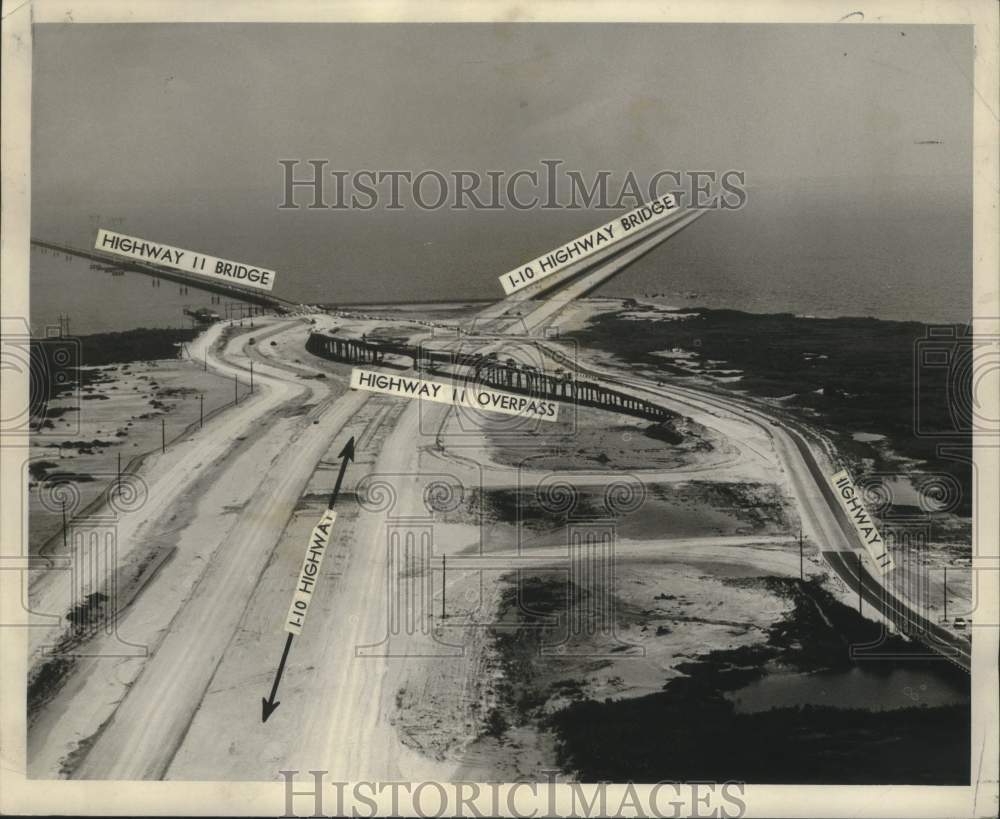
[567,307,973,516]
[546,578,970,784]
[29,328,198,421]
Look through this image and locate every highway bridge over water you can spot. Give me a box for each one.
[31,239,303,312]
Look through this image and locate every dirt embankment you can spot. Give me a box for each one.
[486,404,723,472]
[29,353,246,554]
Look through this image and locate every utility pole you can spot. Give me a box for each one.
[857,552,863,615]
[199,394,204,428]
[234,374,239,405]
[799,528,804,581]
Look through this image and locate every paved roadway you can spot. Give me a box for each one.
[474,205,703,334]
[825,550,971,668]
[69,318,374,778]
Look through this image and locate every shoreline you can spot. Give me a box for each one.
[34,300,973,340]
[564,300,974,519]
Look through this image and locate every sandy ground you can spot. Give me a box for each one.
[28,359,244,553]
[408,533,805,761]
[27,316,349,777]
[163,395,404,779]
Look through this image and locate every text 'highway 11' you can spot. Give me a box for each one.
[830,469,895,575]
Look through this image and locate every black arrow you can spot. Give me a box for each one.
[261,436,355,723]
[328,436,355,508]
[261,632,293,723]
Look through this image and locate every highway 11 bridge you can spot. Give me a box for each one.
[30,238,304,312]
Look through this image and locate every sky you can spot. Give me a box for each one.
[30,23,973,314]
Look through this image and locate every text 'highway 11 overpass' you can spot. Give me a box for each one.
[305,331,668,422]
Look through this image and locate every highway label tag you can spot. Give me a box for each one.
[830,470,895,575]
[350,368,559,421]
[95,229,277,292]
[285,509,336,635]
[498,194,678,296]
